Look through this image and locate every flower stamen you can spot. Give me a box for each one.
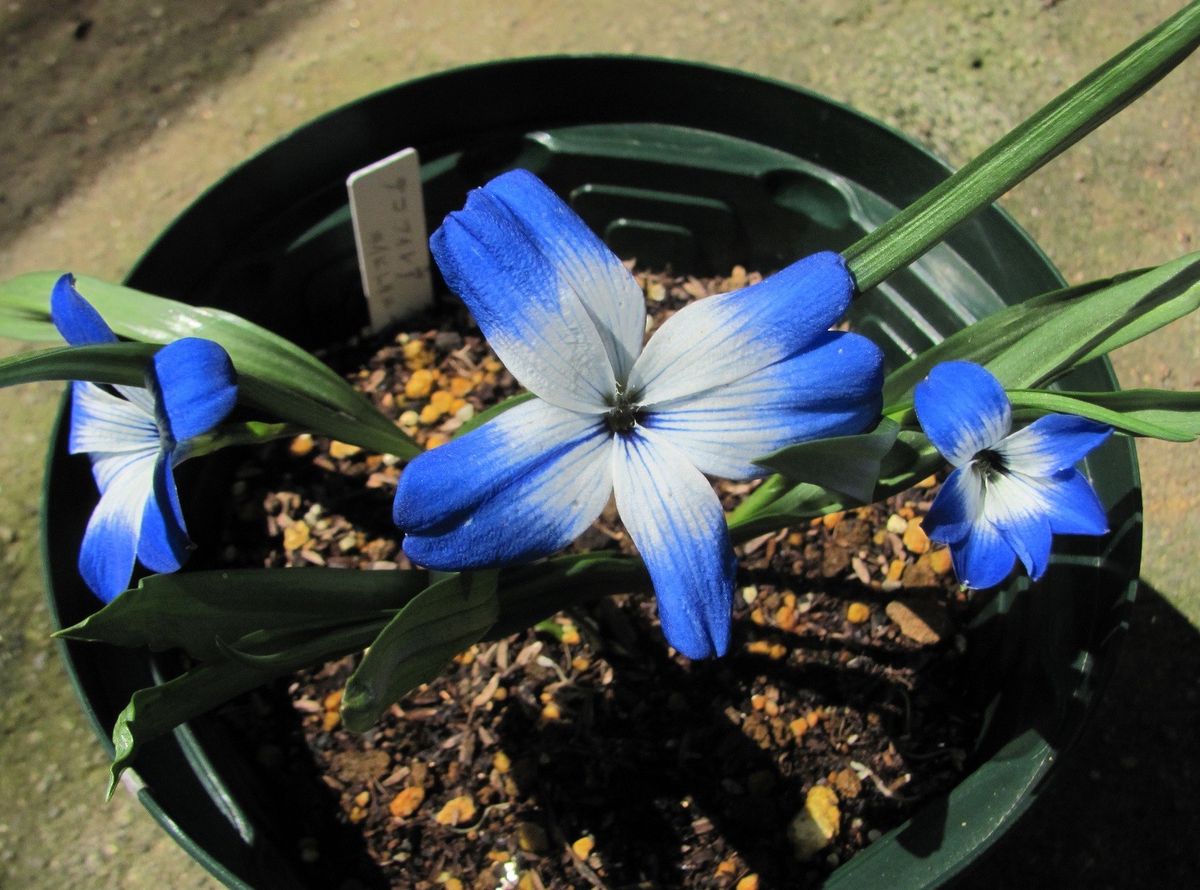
[605,390,642,434]
[973,447,1007,481]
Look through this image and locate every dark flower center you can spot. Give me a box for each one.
[605,386,642,434]
[974,448,1007,479]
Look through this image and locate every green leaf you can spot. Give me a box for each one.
[341,571,500,732]
[0,342,418,459]
[752,418,900,504]
[984,252,1200,391]
[0,272,419,458]
[880,275,1128,406]
[492,552,651,638]
[182,421,300,458]
[97,556,655,783]
[0,342,155,389]
[844,3,1200,292]
[882,253,1200,410]
[453,390,534,439]
[57,567,429,662]
[1009,388,1200,442]
[236,377,417,457]
[106,619,383,797]
[728,431,942,542]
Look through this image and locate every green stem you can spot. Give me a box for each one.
[843,1,1200,293]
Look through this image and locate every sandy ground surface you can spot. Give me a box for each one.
[0,1,1196,886]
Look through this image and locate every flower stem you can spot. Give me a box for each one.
[843,1,1200,294]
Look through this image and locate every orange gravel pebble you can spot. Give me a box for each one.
[389,786,425,819]
[434,794,476,826]
[572,835,595,859]
[329,440,362,459]
[402,339,432,369]
[736,875,760,890]
[929,547,953,575]
[288,434,314,456]
[903,516,931,554]
[283,520,311,552]
[846,602,871,624]
[405,369,434,398]
[806,785,841,838]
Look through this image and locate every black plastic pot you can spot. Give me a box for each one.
[43,57,1140,888]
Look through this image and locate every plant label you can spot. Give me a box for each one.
[347,147,434,331]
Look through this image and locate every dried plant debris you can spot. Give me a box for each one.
[207,266,979,889]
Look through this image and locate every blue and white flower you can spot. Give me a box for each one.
[392,170,883,658]
[52,275,238,602]
[914,360,1111,589]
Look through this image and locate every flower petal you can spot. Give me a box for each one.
[431,175,618,413]
[396,399,612,568]
[950,518,1016,590]
[923,466,985,544]
[612,429,736,659]
[629,251,853,405]
[136,453,190,574]
[482,170,647,383]
[50,274,117,346]
[996,414,1112,476]
[640,331,882,479]
[69,382,159,456]
[78,449,158,601]
[1039,468,1109,536]
[146,337,238,443]
[914,361,1012,466]
[984,471,1053,581]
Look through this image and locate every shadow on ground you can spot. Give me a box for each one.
[969,581,1200,887]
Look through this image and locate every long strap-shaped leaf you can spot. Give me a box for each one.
[1009,389,1200,443]
[0,344,420,458]
[57,567,431,661]
[104,619,383,799]
[0,272,419,457]
[85,556,650,785]
[883,252,1200,407]
[340,571,500,731]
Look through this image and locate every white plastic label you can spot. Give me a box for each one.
[347,147,433,331]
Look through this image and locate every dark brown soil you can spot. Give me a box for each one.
[209,267,979,889]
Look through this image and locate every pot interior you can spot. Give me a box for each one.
[43,57,1140,889]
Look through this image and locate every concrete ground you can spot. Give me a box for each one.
[0,1,1195,886]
